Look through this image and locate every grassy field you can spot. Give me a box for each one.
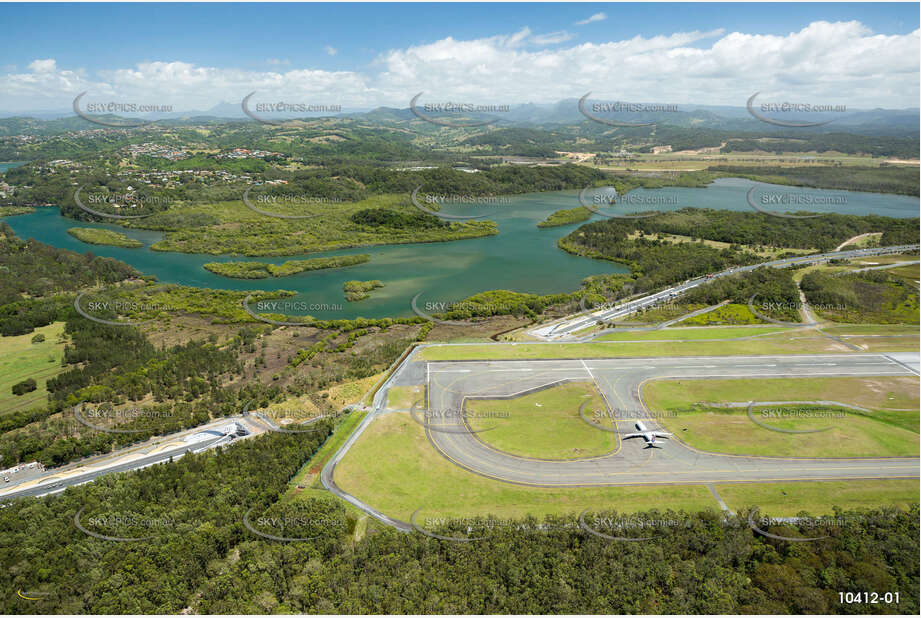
[595,325,789,342]
[386,384,425,410]
[615,303,773,328]
[466,381,614,460]
[644,376,920,411]
[802,270,919,324]
[334,413,718,521]
[593,152,895,172]
[850,254,920,266]
[644,377,919,457]
[817,334,919,353]
[715,480,919,516]
[814,325,919,353]
[319,372,384,409]
[285,410,368,494]
[424,320,918,359]
[420,332,845,361]
[333,412,915,521]
[840,232,883,249]
[0,322,67,415]
[887,264,921,280]
[682,304,779,326]
[258,394,321,423]
[279,410,373,536]
[820,323,919,337]
[657,405,917,457]
[630,231,816,259]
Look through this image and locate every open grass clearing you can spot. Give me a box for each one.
[839,232,883,250]
[595,152,888,172]
[851,253,920,266]
[595,325,789,342]
[716,480,919,516]
[626,231,816,259]
[285,409,368,495]
[644,376,919,457]
[258,394,322,424]
[657,405,917,457]
[420,330,852,361]
[812,325,920,352]
[467,381,614,460]
[886,264,921,280]
[319,372,383,409]
[334,413,717,522]
[386,384,425,410]
[0,322,67,415]
[644,376,919,412]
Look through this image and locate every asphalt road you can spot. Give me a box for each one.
[419,353,920,487]
[0,418,254,503]
[532,243,920,340]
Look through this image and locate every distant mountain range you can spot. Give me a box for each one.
[353,99,920,135]
[1,98,918,136]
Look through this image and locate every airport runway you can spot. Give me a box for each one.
[412,353,920,487]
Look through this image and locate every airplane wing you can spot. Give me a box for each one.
[622,433,644,439]
[653,432,671,439]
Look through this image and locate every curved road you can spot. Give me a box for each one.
[320,242,919,528]
[422,354,919,487]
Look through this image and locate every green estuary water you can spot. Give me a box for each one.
[2,176,918,320]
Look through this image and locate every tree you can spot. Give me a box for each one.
[11,378,36,395]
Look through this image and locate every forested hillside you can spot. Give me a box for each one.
[710,165,920,196]
[2,440,915,615]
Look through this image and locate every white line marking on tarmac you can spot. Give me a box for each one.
[681,372,911,379]
[584,365,655,370]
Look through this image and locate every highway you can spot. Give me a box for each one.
[530,244,920,340]
[0,417,256,503]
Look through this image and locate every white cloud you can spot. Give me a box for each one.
[1,21,918,112]
[575,13,607,26]
[28,59,57,72]
[530,31,574,45]
[324,46,338,56]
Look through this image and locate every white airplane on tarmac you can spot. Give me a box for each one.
[623,421,671,448]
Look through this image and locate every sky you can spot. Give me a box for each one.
[0,2,919,113]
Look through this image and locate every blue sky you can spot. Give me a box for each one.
[2,3,917,72]
[1,2,918,111]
